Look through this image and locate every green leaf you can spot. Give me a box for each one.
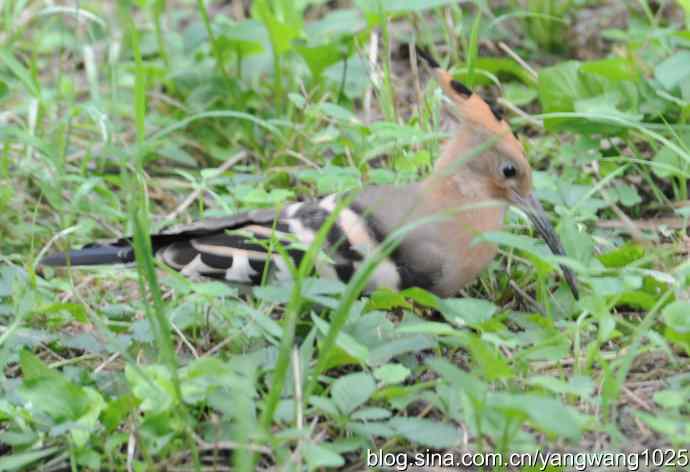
[216,19,265,56]
[466,335,513,380]
[492,393,581,439]
[125,364,176,413]
[309,396,339,417]
[0,447,59,471]
[313,102,361,126]
[304,8,365,40]
[366,288,411,310]
[252,0,302,56]
[580,57,639,82]
[399,287,439,308]
[438,298,498,327]
[527,375,595,398]
[302,442,344,470]
[295,36,352,79]
[367,334,436,366]
[457,57,536,86]
[355,0,457,22]
[662,301,690,334]
[538,61,583,125]
[655,51,690,90]
[20,350,60,380]
[465,13,481,88]
[387,417,461,448]
[0,49,40,97]
[19,376,90,421]
[313,315,369,364]
[426,357,487,399]
[636,411,690,441]
[653,388,688,409]
[0,79,8,100]
[373,364,410,385]
[331,372,375,415]
[597,243,645,268]
[503,82,538,106]
[396,321,462,337]
[71,387,106,448]
[558,218,594,269]
[191,281,238,297]
[350,407,391,421]
[653,136,690,178]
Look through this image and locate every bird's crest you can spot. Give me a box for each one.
[415,46,512,137]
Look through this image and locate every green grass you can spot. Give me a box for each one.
[2,0,690,470]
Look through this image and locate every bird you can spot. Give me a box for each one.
[40,47,579,300]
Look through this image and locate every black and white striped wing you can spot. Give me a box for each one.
[155,194,403,290]
[41,190,432,292]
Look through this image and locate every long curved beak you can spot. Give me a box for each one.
[511,191,579,300]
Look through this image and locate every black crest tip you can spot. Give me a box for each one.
[486,99,504,121]
[450,79,472,97]
[414,45,440,69]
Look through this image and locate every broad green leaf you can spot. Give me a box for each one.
[71,387,106,448]
[528,375,595,398]
[653,388,688,409]
[367,288,411,310]
[303,442,344,470]
[597,243,645,268]
[252,0,302,56]
[191,281,238,297]
[373,364,410,385]
[309,395,339,417]
[125,364,176,413]
[350,407,391,421]
[466,335,514,380]
[580,57,639,81]
[355,0,457,23]
[0,447,59,471]
[20,350,60,381]
[396,321,462,337]
[304,8,365,39]
[636,411,690,441]
[387,417,461,448]
[367,334,436,366]
[313,315,369,363]
[216,19,265,56]
[295,41,347,78]
[559,218,594,269]
[331,372,376,415]
[438,298,498,327]
[662,301,690,334]
[538,61,584,121]
[655,51,690,90]
[503,82,538,106]
[399,287,439,308]
[0,49,40,97]
[492,393,581,439]
[19,377,89,422]
[653,137,690,179]
[426,357,487,399]
[313,102,361,126]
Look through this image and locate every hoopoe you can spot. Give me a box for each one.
[41,48,579,300]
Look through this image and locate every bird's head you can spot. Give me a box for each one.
[416,46,579,299]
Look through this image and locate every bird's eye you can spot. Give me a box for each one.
[501,162,517,179]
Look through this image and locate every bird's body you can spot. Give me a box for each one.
[41,177,505,297]
[41,48,579,299]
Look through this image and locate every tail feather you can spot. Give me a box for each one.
[40,244,134,266]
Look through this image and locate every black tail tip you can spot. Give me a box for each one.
[38,245,134,267]
[414,45,440,69]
